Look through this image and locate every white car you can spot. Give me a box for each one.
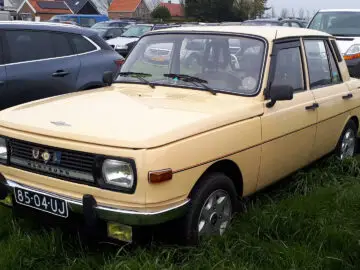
[308,9,360,77]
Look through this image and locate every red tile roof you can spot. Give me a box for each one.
[108,0,142,12]
[26,0,72,14]
[160,2,184,17]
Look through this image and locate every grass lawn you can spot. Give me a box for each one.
[0,156,360,269]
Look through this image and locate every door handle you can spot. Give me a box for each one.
[305,103,319,111]
[342,93,353,100]
[52,70,69,77]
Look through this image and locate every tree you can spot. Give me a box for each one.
[271,5,276,18]
[291,8,295,18]
[151,5,171,21]
[298,8,304,19]
[280,8,288,18]
[185,0,236,21]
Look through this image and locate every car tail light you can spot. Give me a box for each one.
[114,59,124,69]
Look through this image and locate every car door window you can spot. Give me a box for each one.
[326,41,342,83]
[79,17,96,27]
[5,30,55,63]
[51,33,74,57]
[271,46,304,92]
[70,35,96,54]
[304,40,336,89]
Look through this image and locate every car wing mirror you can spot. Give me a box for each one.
[103,71,114,86]
[266,85,294,108]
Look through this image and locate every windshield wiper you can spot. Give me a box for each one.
[163,73,217,95]
[118,72,155,88]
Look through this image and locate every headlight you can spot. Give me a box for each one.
[102,159,134,189]
[115,44,128,50]
[344,44,360,60]
[0,137,7,164]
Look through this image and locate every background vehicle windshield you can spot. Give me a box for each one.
[118,34,266,95]
[308,11,360,36]
[121,26,152,37]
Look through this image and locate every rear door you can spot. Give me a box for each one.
[3,30,80,109]
[0,31,7,110]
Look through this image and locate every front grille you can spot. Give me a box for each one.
[9,139,96,183]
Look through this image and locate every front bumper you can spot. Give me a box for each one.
[0,177,190,226]
[346,58,360,78]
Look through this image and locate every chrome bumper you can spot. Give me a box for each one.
[0,179,190,226]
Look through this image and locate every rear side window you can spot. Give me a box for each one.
[88,35,112,50]
[330,39,343,62]
[51,33,74,57]
[70,35,96,54]
[5,30,55,63]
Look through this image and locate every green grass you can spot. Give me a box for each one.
[1,156,360,269]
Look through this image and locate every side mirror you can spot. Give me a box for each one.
[266,85,294,108]
[103,71,114,86]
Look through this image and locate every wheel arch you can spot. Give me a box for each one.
[189,159,243,198]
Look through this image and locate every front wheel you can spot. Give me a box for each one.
[335,120,358,160]
[180,173,237,245]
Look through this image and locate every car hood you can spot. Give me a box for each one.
[0,85,264,149]
[106,37,139,46]
[335,36,360,54]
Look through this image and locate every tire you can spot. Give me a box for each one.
[335,119,358,160]
[180,173,237,245]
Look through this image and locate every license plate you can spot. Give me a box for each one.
[14,187,68,218]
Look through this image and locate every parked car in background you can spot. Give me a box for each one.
[107,24,176,57]
[0,22,124,110]
[93,27,125,40]
[91,20,136,29]
[49,14,109,28]
[308,9,360,78]
[242,18,305,27]
[0,26,359,245]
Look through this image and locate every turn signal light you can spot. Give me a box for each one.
[344,53,360,61]
[114,59,125,68]
[148,169,173,183]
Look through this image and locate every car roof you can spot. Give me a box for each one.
[0,21,97,36]
[149,25,331,41]
[318,9,360,12]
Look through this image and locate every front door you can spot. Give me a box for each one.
[303,39,353,160]
[258,40,317,190]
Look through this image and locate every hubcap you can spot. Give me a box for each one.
[198,190,232,237]
[340,129,356,160]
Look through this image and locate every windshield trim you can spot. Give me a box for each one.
[118,31,269,97]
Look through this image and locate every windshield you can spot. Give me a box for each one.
[117,34,266,95]
[308,11,360,36]
[242,20,279,26]
[93,28,108,36]
[121,25,152,37]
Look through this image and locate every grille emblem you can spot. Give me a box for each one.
[41,151,51,163]
[32,148,40,159]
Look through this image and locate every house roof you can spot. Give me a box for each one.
[159,2,183,17]
[63,0,98,14]
[18,0,73,14]
[108,0,142,13]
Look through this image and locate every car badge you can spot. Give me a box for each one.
[32,148,40,159]
[51,121,71,127]
[41,151,51,163]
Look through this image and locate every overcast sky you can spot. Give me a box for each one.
[268,0,360,14]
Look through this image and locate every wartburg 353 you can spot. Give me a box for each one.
[0,26,360,245]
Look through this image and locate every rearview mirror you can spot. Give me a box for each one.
[103,71,114,86]
[266,85,294,108]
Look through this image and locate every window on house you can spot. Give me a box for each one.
[5,30,55,63]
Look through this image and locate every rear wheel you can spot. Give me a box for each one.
[180,173,237,245]
[335,120,358,159]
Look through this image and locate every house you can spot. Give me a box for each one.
[108,0,151,20]
[17,0,72,21]
[159,1,184,18]
[63,0,99,14]
[4,0,22,18]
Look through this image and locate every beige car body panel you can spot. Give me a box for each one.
[0,26,360,216]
